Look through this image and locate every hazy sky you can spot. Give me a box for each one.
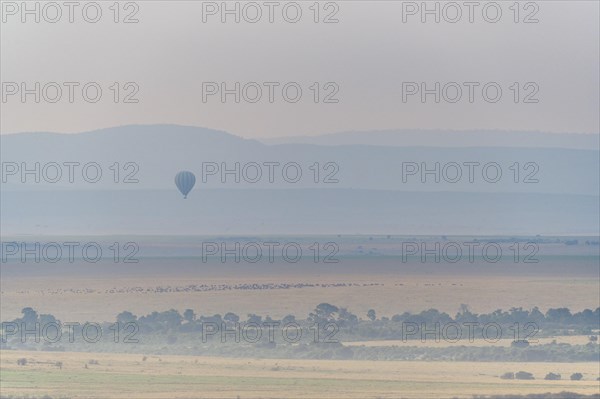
[1,1,599,137]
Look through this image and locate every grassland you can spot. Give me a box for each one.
[1,350,599,399]
[1,237,598,398]
[2,237,598,322]
[2,271,599,322]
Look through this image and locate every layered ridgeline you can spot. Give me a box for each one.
[1,125,598,235]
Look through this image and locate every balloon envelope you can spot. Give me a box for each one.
[175,171,196,198]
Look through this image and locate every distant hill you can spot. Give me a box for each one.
[1,125,598,235]
[260,129,599,150]
[1,125,598,195]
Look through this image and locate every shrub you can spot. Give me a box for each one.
[570,372,583,380]
[545,372,561,380]
[515,371,535,380]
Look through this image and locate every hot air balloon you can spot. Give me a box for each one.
[175,171,196,199]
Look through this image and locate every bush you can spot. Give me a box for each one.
[570,372,583,380]
[511,340,530,348]
[515,371,535,380]
[500,372,514,380]
[544,372,561,380]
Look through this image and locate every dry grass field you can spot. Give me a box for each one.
[1,350,599,399]
[2,238,598,322]
[1,274,598,322]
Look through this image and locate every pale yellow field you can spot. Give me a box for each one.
[2,275,598,322]
[1,350,599,399]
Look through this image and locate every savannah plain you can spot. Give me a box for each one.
[1,236,599,321]
[2,351,600,399]
[1,236,599,398]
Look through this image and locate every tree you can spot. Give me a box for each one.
[39,313,58,326]
[337,308,358,326]
[183,309,195,323]
[247,314,262,324]
[117,311,137,324]
[156,309,183,329]
[456,304,476,322]
[511,340,530,348]
[508,307,530,324]
[314,303,339,321]
[20,307,38,324]
[367,309,376,321]
[545,308,572,324]
[529,306,545,325]
[224,312,240,323]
